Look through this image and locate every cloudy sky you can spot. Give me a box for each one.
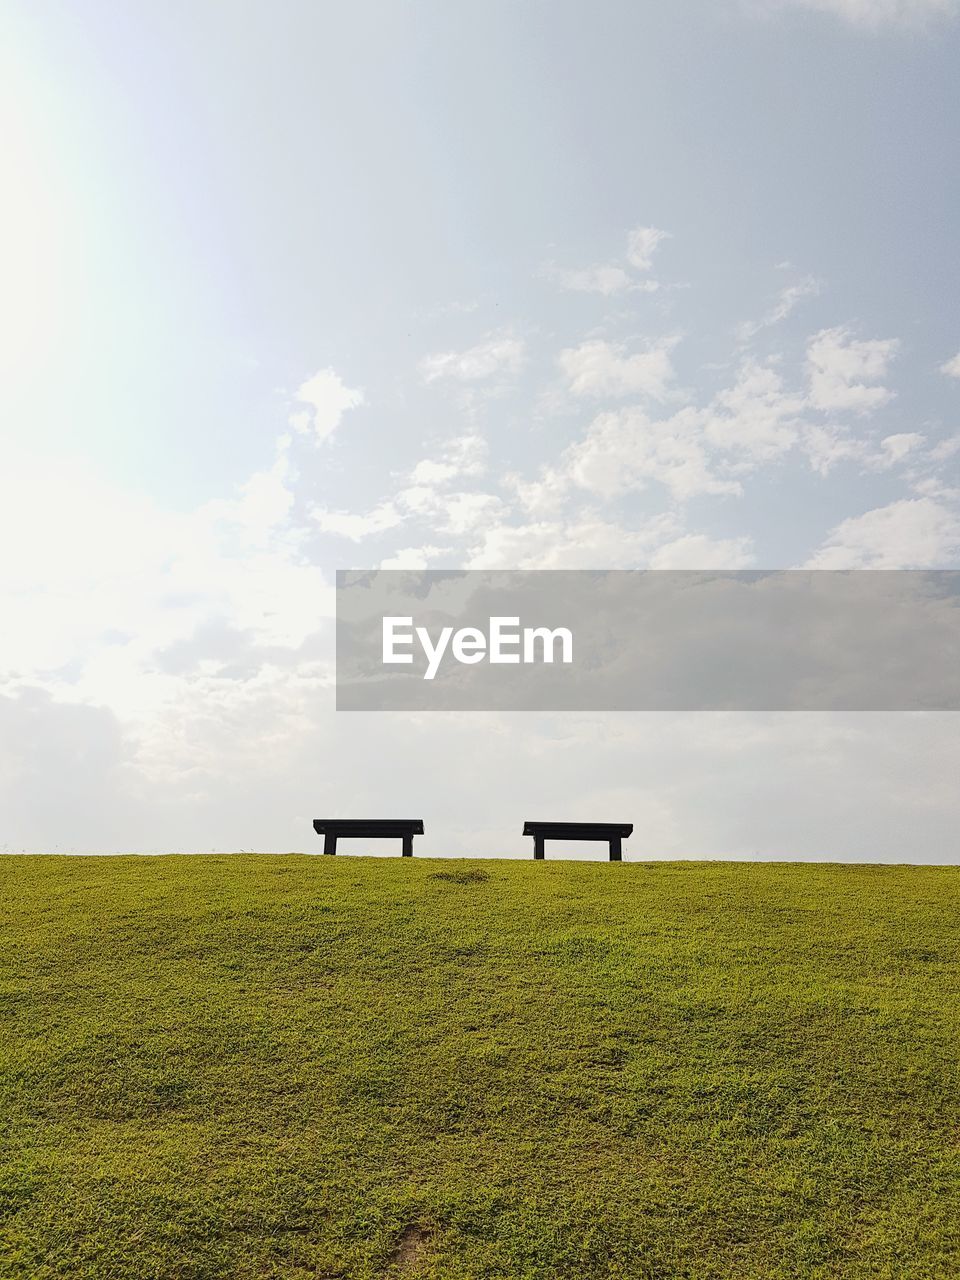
[2,0,960,858]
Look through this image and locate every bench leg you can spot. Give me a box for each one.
[323,833,337,855]
[402,833,413,857]
[609,836,622,861]
[534,834,545,860]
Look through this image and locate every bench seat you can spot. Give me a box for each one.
[312,819,424,856]
[522,820,633,861]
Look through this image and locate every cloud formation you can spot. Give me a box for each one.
[420,333,526,383]
[545,263,635,296]
[806,497,960,567]
[290,369,365,442]
[806,327,898,413]
[4,221,959,855]
[545,223,669,296]
[558,337,680,400]
[738,273,820,342]
[626,225,671,271]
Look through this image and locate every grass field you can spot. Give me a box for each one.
[2,855,959,1279]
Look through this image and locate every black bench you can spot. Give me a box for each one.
[312,819,424,857]
[523,820,633,861]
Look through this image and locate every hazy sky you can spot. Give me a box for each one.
[2,0,960,858]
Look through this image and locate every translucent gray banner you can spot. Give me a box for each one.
[336,570,960,711]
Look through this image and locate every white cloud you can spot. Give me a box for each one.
[505,467,572,518]
[200,435,300,544]
[558,337,679,400]
[290,368,364,443]
[420,333,525,383]
[409,432,487,485]
[467,513,682,569]
[0,440,330,724]
[316,477,504,547]
[465,516,755,570]
[768,276,820,324]
[875,431,925,468]
[806,497,960,568]
[800,406,923,478]
[703,360,803,460]
[545,223,670,296]
[379,545,449,569]
[737,274,820,341]
[564,406,742,501]
[551,357,808,502]
[758,0,957,26]
[806,326,899,413]
[801,424,866,475]
[929,435,960,462]
[648,533,756,569]
[940,351,960,378]
[439,491,505,536]
[626,225,670,271]
[545,263,634,296]
[311,502,401,540]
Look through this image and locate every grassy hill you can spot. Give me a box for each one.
[2,855,959,1280]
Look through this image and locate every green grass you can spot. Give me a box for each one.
[2,856,960,1279]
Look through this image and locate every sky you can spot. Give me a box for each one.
[2,0,960,858]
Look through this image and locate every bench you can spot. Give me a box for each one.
[312,819,424,857]
[522,820,633,861]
